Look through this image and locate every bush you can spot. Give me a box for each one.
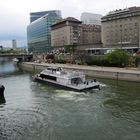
[86,50,129,67]
[54,56,66,64]
[86,55,108,66]
[75,60,82,65]
[106,49,129,67]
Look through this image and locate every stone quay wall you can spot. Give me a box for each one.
[21,62,140,82]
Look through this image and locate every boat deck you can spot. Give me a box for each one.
[35,76,100,91]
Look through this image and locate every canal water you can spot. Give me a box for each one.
[0,61,140,140]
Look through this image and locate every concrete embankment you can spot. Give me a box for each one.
[21,62,140,82]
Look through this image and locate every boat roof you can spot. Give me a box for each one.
[46,66,62,70]
[41,68,85,79]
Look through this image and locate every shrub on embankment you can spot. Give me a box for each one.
[54,55,66,64]
[54,50,131,67]
[106,49,129,67]
[86,55,108,66]
[86,49,130,67]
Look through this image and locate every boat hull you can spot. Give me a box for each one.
[33,76,100,92]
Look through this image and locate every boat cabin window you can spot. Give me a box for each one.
[47,67,62,73]
[71,78,82,85]
[40,74,57,81]
[47,67,52,70]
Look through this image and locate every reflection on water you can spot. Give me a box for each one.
[0,62,140,140]
[0,62,14,72]
[0,61,18,75]
[103,80,140,124]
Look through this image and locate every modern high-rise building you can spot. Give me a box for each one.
[30,10,61,23]
[12,39,17,49]
[81,12,102,25]
[101,7,140,48]
[27,10,62,53]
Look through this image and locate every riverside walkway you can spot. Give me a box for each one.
[40,62,140,74]
[22,62,140,82]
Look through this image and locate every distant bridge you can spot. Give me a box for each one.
[0,54,33,62]
[0,54,32,58]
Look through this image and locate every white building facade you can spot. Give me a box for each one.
[81,12,102,25]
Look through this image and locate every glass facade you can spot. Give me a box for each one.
[30,10,61,23]
[27,10,61,54]
[30,11,48,23]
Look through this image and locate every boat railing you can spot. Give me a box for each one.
[42,69,62,75]
[42,69,84,77]
[67,71,84,78]
[72,79,97,85]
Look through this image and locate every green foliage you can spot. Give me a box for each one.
[106,49,129,67]
[64,45,77,53]
[75,59,82,65]
[55,58,66,64]
[54,49,129,67]
[86,55,108,66]
[0,48,27,54]
[86,50,129,67]
[54,55,66,64]
[135,57,140,67]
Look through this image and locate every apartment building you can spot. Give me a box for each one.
[51,17,82,47]
[101,7,140,48]
[51,17,101,50]
[81,24,101,45]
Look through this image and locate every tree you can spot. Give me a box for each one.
[64,45,77,54]
[106,49,129,67]
[63,45,77,64]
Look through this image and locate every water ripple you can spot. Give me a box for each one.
[1,62,140,140]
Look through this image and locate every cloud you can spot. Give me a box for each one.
[0,40,27,48]
[0,0,140,43]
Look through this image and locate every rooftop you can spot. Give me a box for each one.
[105,6,140,16]
[102,6,140,21]
[51,17,82,27]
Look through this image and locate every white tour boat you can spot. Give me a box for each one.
[33,67,100,91]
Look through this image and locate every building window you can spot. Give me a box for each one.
[135,23,138,26]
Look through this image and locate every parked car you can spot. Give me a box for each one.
[133,50,140,56]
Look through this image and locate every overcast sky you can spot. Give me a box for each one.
[0,0,140,47]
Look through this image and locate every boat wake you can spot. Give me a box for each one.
[53,89,87,101]
[100,83,107,87]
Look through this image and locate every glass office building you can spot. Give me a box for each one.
[27,10,62,53]
[30,10,61,23]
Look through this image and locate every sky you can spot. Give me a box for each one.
[0,0,140,47]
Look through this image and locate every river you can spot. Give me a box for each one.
[0,61,140,140]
